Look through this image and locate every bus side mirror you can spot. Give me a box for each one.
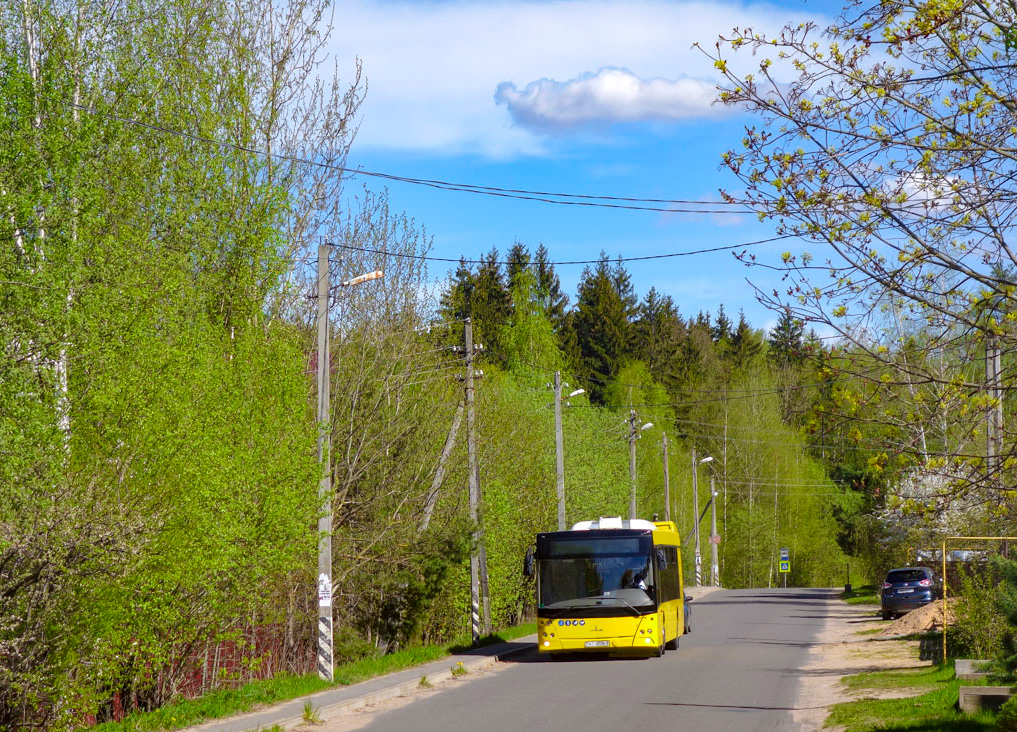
[523,549,534,577]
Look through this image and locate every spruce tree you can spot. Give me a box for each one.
[506,241,531,291]
[573,254,637,402]
[729,310,763,371]
[471,247,512,364]
[767,309,806,368]
[633,288,685,390]
[533,244,569,327]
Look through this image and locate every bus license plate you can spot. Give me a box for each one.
[585,640,610,648]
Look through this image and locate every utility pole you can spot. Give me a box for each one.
[628,410,638,520]
[987,334,1003,484]
[554,371,566,531]
[691,447,701,586]
[662,432,671,523]
[465,318,490,641]
[315,244,333,683]
[420,401,464,532]
[723,394,728,579]
[710,473,719,587]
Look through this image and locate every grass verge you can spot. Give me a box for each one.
[93,622,536,732]
[842,584,880,605]
[825,660,998,731]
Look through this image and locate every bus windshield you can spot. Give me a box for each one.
[538,553,655,611]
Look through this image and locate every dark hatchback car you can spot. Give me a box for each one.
[881,566,938,620]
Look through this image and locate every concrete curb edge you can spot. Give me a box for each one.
[224,641,535,732]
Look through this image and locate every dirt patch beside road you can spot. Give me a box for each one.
[793,599,931,731]
[879,598,958,636]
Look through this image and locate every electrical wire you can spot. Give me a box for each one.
[67,102,759,214]
[325,233,797,267]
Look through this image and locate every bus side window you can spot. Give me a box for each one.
[663,548,679,601]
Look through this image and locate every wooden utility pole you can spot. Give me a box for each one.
[723,394,728,578]
[420,401,464,532]
[662,432,671,523]
[710,473,719,587]
[315,244,333,682]
[465,318,490,641]
[628,410,638,520]
[554,371,566,530]
[691,447,702,586]
[987,335,1003,483]
[769,458,779,588]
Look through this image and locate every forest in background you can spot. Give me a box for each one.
[3,0,1016,729]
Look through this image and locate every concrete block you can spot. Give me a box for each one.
[958,686,1013,713]
[955,659,993,681]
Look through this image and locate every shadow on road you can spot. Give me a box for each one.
[502,650,662,664]
[643,700,829,711]
[726,637,823,648]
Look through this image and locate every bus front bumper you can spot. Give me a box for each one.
[536,617,663,653]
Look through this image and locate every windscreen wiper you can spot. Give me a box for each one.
[594,594,642,616]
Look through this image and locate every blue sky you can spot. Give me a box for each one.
[328,0,840,334]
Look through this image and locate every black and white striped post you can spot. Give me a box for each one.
[316,245,334,682]
[315,245,383,681]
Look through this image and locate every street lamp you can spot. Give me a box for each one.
[691,454,713,586]
[316,244,383,682]
[340,270,383,287]
[695,457,722,588]
[552,375,587,530]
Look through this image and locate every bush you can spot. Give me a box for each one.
[996,558,1017,677]
[333,627,377,666]
[996,694,1017,732]
[953,565,1009,660]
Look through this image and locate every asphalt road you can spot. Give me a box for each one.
[355,588,837,732]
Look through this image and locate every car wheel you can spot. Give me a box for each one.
[881,610,892,621]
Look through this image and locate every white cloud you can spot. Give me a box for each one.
[495,68,725,131]
[328,0,829,157]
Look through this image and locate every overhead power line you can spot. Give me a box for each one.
[325,234,795,267]
[68,102,758,214]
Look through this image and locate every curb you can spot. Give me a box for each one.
[307,644,531,729]
[186,639,535,732]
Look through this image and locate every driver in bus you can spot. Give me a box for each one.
[621,569,648,590]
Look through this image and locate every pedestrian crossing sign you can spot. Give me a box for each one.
[779,560,790,573]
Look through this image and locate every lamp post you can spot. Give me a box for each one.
[696,455,722,587]
[710,472,720,587]
[552,373,585,531]
[316,244,383,682]
[692,455,713,586]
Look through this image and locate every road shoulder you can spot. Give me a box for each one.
[181,637,534,732]
[792,596,930,731]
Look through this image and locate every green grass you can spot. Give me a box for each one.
[448,622,536,653]
[825,661,999,731]
[841,661,955,692]
[92,622,537,732]
[843,584,881,605]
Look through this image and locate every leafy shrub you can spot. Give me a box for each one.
[995,557,1017,678]
[996,694,1017,732]
[333,627,376,667]
[953,564,1009,660]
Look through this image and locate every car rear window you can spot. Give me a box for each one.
[886,570,928,583]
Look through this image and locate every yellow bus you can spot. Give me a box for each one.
[526,517,689,658]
